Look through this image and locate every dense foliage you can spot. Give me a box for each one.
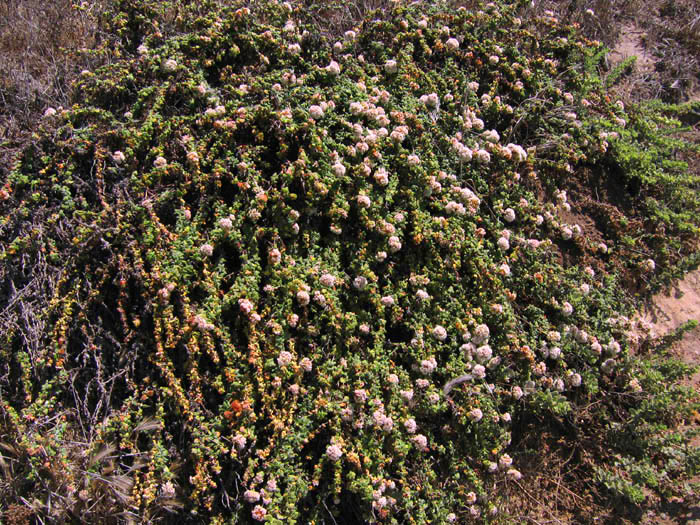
[1,1,699,523]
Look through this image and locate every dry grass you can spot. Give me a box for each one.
[533,0,700,103]
[640,0,700,101]
[0,0,107,171]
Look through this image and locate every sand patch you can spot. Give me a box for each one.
[609,24,656,74]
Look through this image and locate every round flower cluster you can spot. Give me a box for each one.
[296,290,310,306]
[374,167,389,186]
[162,58,178,72]
[326,444,343,461]
[468,408,483,422]
[277,351,293,367]
[432,325,448,341]
[412,434,428,451]
[357,194,371,208]
[320,273,336,287]
[419,357,437,374]
[475,149,491,164]
[309,104,324,119]
[404,418,417,433]
[472,324,490,345]
[388,236,402,252]
[112,150,126,164]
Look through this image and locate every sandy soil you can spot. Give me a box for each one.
[640,270,700,366]
[609,25,656,75]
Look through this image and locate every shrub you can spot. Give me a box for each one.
[1,1,698,523]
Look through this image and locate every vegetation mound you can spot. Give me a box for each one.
[1,1,699,523]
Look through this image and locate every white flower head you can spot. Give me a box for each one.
[446,37,460,51]
[319,273,336,287]
[332,162,346,177]
[482,129,500,143]
[499,454,513,469]
[374,167,389,186]
[412,434,428,450]
[506,468,522,481]
[244,490,260,503]
[277,350,293,367]
[357,194,371,208]
[567,372,582,387]
[475,345,493,363]
[407,154,421,166]
[511,385,524,400]
[472,324,490,345]
[388,236,402,253]
[474,148,489,163]
[187,150,200,165]
[296,357,312,373]
[309,104,324,119]
[296,290,310,306]
[507,143,527,162]
[384,59,398,74]
[423,92,439,108]
[326,444,343,461]
[468,407,483,422]
[404,418,417,433]
[419,357,437,374]
[163,58,178,72]
[326,60,341,75]
[268,248,282,264]
[251,506,267,521]
[432,325,448,341]
[416,289,430,302]
[353,276,368,290]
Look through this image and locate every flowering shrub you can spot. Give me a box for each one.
[1,0,699,523]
